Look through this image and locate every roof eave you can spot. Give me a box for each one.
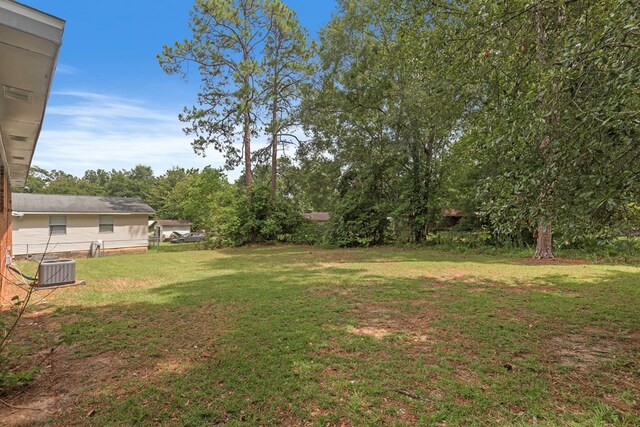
[13,211,155,215]
[0,0,65,187]
[0,1,65,40]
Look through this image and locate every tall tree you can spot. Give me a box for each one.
[303,0,465,244]
[148,167,199,219]
[261,0,312,196]
[105,165,155,198]
[82,169,110,194]
[460,0,640,257]
[13,166,51,194]
[158,0,271,193]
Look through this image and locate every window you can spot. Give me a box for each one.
[99,215,114,233]
[49,215,66,235]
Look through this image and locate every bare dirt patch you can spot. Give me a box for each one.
[451,364,481,384]
[542,328,640,416]
[551,333,614,370]
[514,257,588,266]
[349,326,392,339]
[345,300,442,353]
[0,343,126,427]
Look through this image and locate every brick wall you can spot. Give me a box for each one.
[0,167,18,310]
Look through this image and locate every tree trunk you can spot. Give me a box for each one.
[270,96,278,197]
[532,9,554,260]
[410,137,423,243]
[422,127,435,238]
[241,34,253,194]
[243,94,253,193]
[534,223,554,259]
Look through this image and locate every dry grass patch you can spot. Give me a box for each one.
[551,333,614,370]
[1,301,232,426]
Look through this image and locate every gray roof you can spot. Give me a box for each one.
[12,193,155,214]
[156,220,192,226]
[303,212,331,221]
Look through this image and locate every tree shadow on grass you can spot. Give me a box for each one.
[2,251,639,426]
[2,257,372,425]
[216,244,639,269]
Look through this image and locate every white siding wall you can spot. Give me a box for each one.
[12,214,149,255]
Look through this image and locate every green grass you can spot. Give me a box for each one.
[148,241,206,253]
[3,246,640,426]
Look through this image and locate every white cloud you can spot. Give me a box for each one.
[34,91,241,177]
[55,64,78,75]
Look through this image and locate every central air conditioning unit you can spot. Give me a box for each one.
[38,259,76,287]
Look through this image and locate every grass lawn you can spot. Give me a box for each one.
[1,246,639,426]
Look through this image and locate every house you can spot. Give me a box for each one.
[442,208,464,227]
[303,212,331,222]
[12,193,155,256]
[150,219,193,240]
[0,1,65,306]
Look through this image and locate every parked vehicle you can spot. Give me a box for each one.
[164,231,183,242]
[169,232,205,243]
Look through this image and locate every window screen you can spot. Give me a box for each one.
[49,215,66,235]
[99,215,114,233]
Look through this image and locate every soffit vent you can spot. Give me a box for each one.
[9,135,29,142]
[12,156,25,161]
[3,85,33,103]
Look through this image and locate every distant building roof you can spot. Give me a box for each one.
[12,193,155,214]
[442,208,464,217]
[156,220,192,227]
[303,212,331,222]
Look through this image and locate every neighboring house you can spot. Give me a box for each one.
[0,1,65,306]
[442,208,464,227]
[150,219,193,240]
[303,212,331,222]
[12,193,155,256]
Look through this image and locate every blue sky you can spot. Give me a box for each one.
[25,0,336,177]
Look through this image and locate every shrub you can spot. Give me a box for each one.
[0,348,38,395]
[329,168,390,247]
[225,186,305,245]
[291,220,330,245]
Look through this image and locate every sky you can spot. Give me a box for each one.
[24,0,336,178]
